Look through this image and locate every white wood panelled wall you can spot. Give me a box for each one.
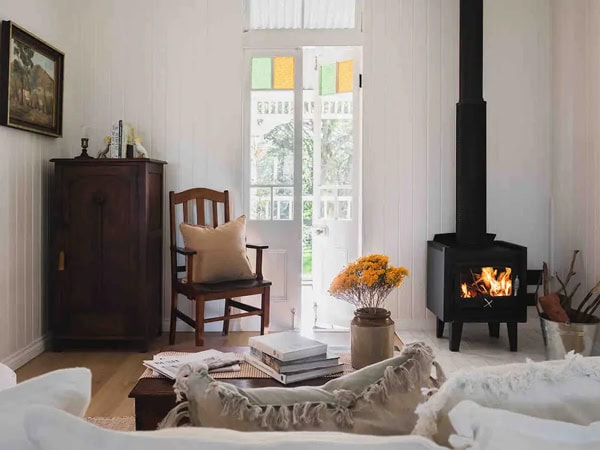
[69,0,553,333]
[0,0,82,368]
[363,0,551,329]
[552,0,600,325]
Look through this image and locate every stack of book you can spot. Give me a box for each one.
[245,332,343,384]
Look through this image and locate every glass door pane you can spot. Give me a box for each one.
[249,56,296,221]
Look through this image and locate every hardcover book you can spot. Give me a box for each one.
[249,347,339,373]
[244,354,343,384]
[248,331,327,362]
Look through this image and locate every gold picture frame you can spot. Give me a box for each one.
[0,21,64,137]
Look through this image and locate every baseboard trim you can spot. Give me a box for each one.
[2,335,48,370]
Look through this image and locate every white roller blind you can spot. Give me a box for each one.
[248,0,356,30]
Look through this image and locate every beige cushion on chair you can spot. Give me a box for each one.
[159,342,439,436]
[180,215,255,284]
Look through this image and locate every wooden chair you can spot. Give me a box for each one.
[169,188,271,346]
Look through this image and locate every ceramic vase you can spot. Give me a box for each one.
[350,307,394,369]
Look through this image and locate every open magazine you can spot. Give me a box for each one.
[143,349,241,380]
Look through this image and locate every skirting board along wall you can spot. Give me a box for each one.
[1,336,48,371]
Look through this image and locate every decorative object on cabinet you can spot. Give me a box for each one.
[50,158,167,351]
[110,120,135,158]
[74,137,93,159]
[134,136,149,158]
[97,137,111,158]
[168,188,271,347]
[0,21,64,137]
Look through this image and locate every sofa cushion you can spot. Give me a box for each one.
[448,400,600,450]
[161,342,437,435]
[25,406,449,450]
[0,368,91,450]
[413,353,600,446]
[180,216,255,283]
[0,362,16,391]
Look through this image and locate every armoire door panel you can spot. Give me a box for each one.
[62,168,138,317]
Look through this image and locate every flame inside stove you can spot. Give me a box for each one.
[460,267,512,298]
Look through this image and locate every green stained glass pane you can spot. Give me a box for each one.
[320,63,336,95]
[251,57,272,90]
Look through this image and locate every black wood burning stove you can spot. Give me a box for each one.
[426,0,528,352]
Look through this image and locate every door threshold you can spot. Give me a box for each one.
[312,323,350,333]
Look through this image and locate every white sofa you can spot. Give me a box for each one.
[3,354,600,450]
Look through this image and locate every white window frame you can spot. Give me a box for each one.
[243,0,365,33]
[243,49,304,223]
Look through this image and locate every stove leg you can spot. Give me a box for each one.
[449,321,463,352]
[436,318,445,338]
[507,321,518,351]
[488,322,500,338]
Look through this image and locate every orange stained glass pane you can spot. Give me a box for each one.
[337,60,353,93]
[273,56,295,89]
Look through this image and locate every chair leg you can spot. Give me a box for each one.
[222,298,232,336]
[169,289,178,345]
[261,286,271,335]
[195,298,205,347]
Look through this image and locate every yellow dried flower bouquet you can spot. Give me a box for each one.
[329,254,409,312]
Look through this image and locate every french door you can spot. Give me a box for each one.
[243,47,362,331]
[244,49,303,330]
[308,47,362,329]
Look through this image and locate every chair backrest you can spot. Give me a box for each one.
[169,188,231,279]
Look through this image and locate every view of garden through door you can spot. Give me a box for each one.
[245,46,361,331]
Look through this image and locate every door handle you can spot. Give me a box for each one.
[58,251,65,271]
[312,225,328,236]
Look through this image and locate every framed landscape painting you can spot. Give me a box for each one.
[0,21,64,137]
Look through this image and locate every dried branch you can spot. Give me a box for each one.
[534,272,543,317]
[566,282,582,308]
[583,293,600,317]
[564,250,580,286]
[556,273,569,299]
[543,262,550,296]
[575,289,596,316]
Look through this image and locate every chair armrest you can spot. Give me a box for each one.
[171,246,197,256]
[246,244,267,281]
[246,244,269,250]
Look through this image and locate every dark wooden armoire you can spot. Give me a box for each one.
[50,159,167,351]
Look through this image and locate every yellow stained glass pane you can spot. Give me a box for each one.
[273,56,295,90]
[337,60,353,93]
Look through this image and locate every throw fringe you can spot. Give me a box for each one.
[412,351,600,438]
[158,401,190,429]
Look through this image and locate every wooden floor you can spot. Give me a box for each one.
[16,332,257,417]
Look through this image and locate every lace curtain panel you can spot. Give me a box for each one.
[247,0,356,30]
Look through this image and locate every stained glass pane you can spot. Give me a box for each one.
[337,60,353,93]
[320,63,336,95]
[273,56,295,89]
[251,57,272,90]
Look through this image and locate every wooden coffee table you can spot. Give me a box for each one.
[128,345,341,430]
